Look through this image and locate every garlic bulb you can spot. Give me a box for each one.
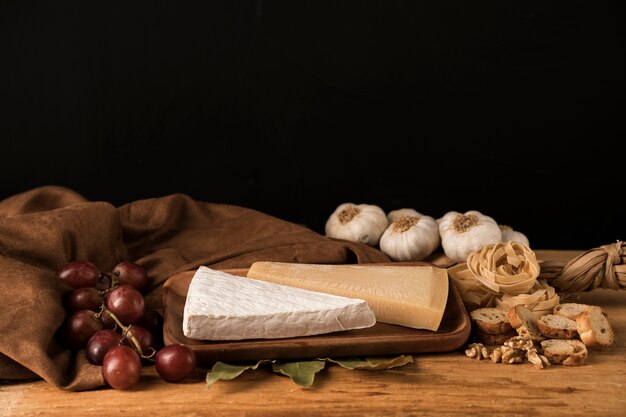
[325,203,388,246]
[379,209,440,261]
[438,210,502,263]
[499,225,530,246]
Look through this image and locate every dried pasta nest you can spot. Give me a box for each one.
[449,242,541,311]
[496,281,560,318]
[448,263,498,309]
[467,242,539,295]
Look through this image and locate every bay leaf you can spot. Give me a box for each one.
[205,359,273,389]
[321,354,414,370]
[271,361,326,388]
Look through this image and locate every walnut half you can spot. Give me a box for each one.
[465,343,490,360]
[491,345,524,364]
[526,348,551,369]
[504,336,534,351]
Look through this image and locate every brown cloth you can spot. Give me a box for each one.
[0,186,389,391]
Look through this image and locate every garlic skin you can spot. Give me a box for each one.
[499,225,530,247]
[325,203,388,246]
[380,209,440,261]
[438,210,502,263]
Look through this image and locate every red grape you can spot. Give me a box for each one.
[57,261,100,289]
[63,287,102,312]
[154,344,196,382]
[135,308,163,336]
[61,310,103,350]
[102,345,142,390]
[95,273,113,292]
[106,285,145,325]
[124,325,156,356]
[113,261,148,291]
[86,329,122,365]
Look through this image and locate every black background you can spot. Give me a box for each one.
[1,1,624,249]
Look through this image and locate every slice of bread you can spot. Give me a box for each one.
[506,305,532,329]
[553,303,602,319]
[576,309,614,349]
[536,314,578,339]
[506,305,545,342]
[470,308,513,335]
[541,339,588,366]
[472,330,517,346]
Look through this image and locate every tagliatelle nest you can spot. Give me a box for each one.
[495,280,560,318]
[448,263,498,309]
[448,242,541,311]
[467,242,540,295]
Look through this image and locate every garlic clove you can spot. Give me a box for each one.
[325,203,388,246]
[499,225,530,247]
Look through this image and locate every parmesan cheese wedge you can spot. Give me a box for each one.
[247,262,449,331]
[183,266,376,340]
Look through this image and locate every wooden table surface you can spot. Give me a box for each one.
[2,250,625,417]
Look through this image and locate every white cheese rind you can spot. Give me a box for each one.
[247,262,449,331]
[182,266,376,340]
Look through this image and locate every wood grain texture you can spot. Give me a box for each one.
[2,250,625,417]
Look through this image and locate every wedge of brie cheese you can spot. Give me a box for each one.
[182,266,376,340]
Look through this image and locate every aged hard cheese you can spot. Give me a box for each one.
[247,262,449,331]
[182,266,376,340]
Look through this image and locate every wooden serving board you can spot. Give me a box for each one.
[162,265,471,364]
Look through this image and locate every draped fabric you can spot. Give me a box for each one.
[0,186,389,390]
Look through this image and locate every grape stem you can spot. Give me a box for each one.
[96,272,119,297]
[97,306,156,360]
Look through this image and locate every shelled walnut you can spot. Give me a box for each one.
[526,348,550,369]
[504,336,535,351]
[490,345,524,364]
[465,343,490,360]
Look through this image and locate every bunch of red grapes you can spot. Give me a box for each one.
[57,260,196,390]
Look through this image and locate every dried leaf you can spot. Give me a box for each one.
[205,360,273,389]
[204,354,414,390]
[321,355,414,370]
[271,361,326,388]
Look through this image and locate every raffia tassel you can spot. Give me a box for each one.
[538,240,626,293]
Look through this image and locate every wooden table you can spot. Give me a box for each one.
[2,250,625,417]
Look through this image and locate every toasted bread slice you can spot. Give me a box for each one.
[506,305,545,342]
[536,314,578,339]
[470,308,513,335]
[553,303,603,320]
[576,309,614,349]
[541,339,588,366]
